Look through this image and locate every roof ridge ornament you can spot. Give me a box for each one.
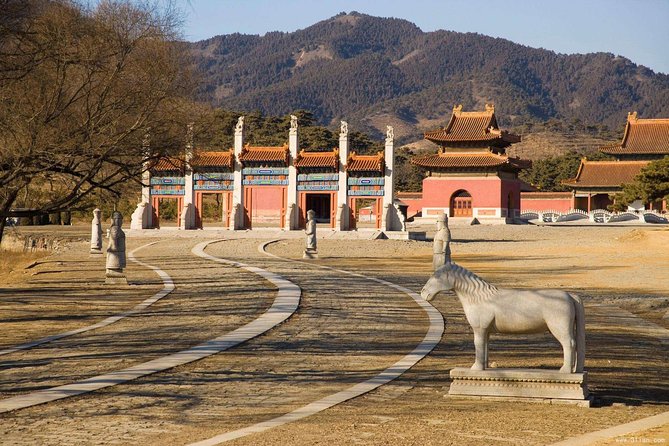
[485,103,495,112]
[453,104,463,114]
[627,111,638,121]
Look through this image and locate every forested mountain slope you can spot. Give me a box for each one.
[190,12,669,143]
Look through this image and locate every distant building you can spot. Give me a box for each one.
[132,118,401,231]
[562,112,669,212]
[410,104,530,223]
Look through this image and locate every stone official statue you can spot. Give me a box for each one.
[303,209,318,259]
[433,213,452,270]
[90,208,103,255]
[105,211,127,284]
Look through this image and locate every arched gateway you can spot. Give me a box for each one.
[131,118,404,232]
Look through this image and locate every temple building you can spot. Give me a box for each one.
[563,112,669,212]
[131,117,403,231]
[410,104,530,223]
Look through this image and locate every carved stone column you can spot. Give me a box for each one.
[337,121,350,231]
[231,116,244,230]
[382,125,396,231]
[286,115,299,230]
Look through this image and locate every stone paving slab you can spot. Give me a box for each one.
[0,240,300,413]
[0,241,174,356]
[549,411,669,445]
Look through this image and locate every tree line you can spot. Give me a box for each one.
[0,0,195,242]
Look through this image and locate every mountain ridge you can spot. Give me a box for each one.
[189,12,669,144]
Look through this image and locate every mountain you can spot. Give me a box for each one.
[189,12,669,144]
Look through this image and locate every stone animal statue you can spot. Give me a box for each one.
[421,262,585,373]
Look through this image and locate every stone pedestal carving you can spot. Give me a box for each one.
[449,368,591,406]
[303,209,318,259]
[130,202,151,230]
[90,208,103,255]
[180,202,196,230]
[105,211,127,285]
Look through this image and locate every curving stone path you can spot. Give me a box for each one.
[0,240,300,413]
[0,241,174,356]
[549,411,669,445]
[187,240,444,446]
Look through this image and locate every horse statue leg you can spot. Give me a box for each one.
[472,328,489,370]
[546,301,577,373]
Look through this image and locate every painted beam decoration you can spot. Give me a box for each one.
[348,176,385,196]
[194,172,234,191]
[297,173,339,191]
[242,167,289,186]
[151,176,186,195]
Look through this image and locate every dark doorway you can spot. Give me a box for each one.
[306,193,331,223]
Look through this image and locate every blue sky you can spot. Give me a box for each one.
[180,0,669,74]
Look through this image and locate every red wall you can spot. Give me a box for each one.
[396,193,423,218]
[520,192,573,212]
[248,186,285,218]
[421,177,503,209]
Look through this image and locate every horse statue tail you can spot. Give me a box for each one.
[570,293,586,372]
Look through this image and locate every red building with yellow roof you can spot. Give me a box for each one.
[411,104,530,223]
[563,112,669,212]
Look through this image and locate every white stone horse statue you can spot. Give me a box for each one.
[421,262,585,373]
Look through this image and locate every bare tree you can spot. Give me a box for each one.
[0,0,195,243]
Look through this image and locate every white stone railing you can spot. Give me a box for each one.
[519,209,668,224]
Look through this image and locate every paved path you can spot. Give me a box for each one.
[0,241,174,356]
[187,240,444,445]
[0,240,300,413]
[549,411,669,445]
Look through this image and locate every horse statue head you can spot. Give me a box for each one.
[421,263,455,301]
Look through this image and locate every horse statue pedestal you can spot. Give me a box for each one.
[449,368,592,407]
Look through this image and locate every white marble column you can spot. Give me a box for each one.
[286,115,299,230]
[231,116,244,230]
[382,125,396,231]
[337,121,350,230]
[180,123,196,230]
[130,132,153,230]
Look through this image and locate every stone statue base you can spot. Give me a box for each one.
[105,269,128,285]
[90,248,103,256]
[448,368,591,407]
[303,249,318,259]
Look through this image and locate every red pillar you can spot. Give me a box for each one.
[587,194,592,212]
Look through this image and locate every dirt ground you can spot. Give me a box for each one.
[0,224,667,445]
